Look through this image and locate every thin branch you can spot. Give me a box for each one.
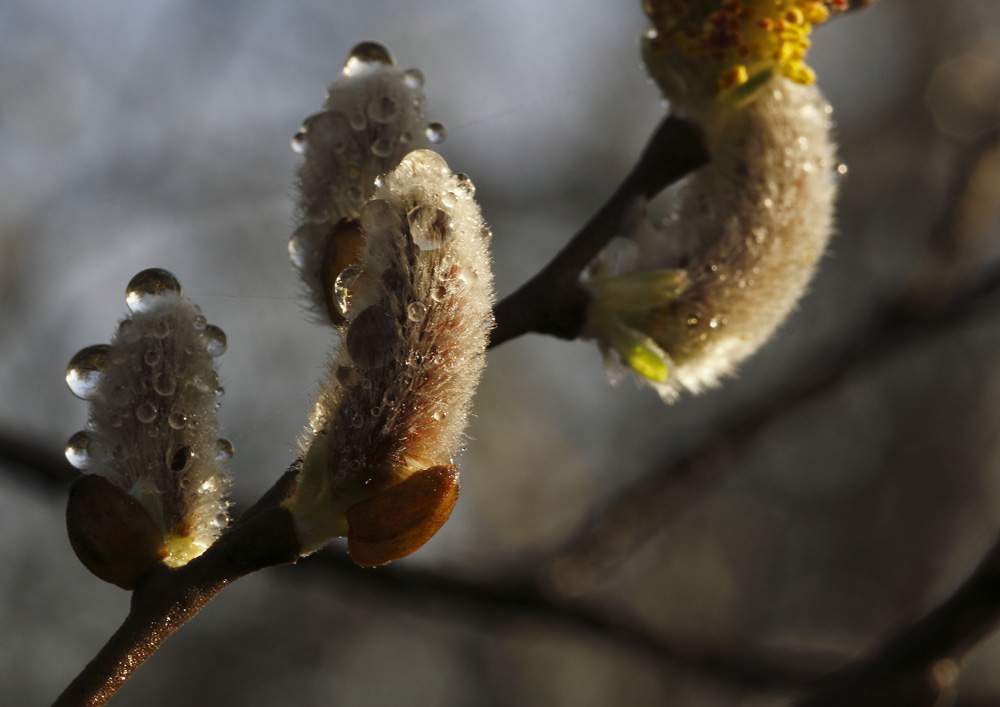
[52,469,301,707]
[541,263,1000,590]
[0,427,78,489]
[489,115,708,348]
[296,549,838,691]
[793,530,1000,706]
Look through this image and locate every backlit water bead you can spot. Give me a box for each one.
[215,438,234,462]
[425,122,447,144]
[367,95,397,124]
[348,111,367,131]
[153,372,177,396]
[144,350,162,366]
[65,430,103,469]
[343,41,395,77]
[135,402,158,423]
[125,268,182,314]
[66,344,110,399]
[371,137,395,157]
[334,263,363,318]
[193,314,207,331]
[455,173,475,196]
[203,324,227,357]
[194,371,219,393]
[168,411,188,430]
[407,301,428,322]
[403,68,425,90]
[167,445,192,473]
[407,204,452,251]
[291,130,308,153]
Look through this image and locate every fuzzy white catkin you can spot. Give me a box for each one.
[65,269,232,567]
[289,41,440,321]
[651,80,838,397]
[290,149,495,554]
[586,78,838,401]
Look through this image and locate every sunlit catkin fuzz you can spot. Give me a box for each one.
[288,41,444,325]
[65,268,233,585]
[286,149,494,565]
[582,1,840,401]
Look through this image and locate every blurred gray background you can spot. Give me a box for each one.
[3,0,1000,705]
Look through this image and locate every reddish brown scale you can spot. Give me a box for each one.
[345,464,459,567]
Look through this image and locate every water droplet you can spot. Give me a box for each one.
[167,445,192,473]
[125,268,182,313]
[216,438,234,462]
[455,173,476,196]
[367,95,397,124]
[118,319,139,343]
[168,411,188,430]
[686,316,699,327]
[334,263,363,318]
[288,225,313,269]
[204,324,227,357]
[144,349,161,366]
[65,430,104,469]
[407,301,428,322]
[194,371,219,393]
[343,41,395,77]
[408,204,452,250]
[441,191,457,208]
[66,344,110,399]
[431,410,446,422]
[350,412,364,428]
[152,320,170,339]
[425,122,447,144]
[371,137,394,157]
[348,111,367,131]
[346,305,400,368]
[709,317,721,329]
[399,131,412,144]
[193,314,207,331]
[154,373,177,396]
[136,402,158,423]
[403,68,425,89]
[431,285,446,302]
[110,385,130,407]
[215,385,225,398]
[291,130,308,153]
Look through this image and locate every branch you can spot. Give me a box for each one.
[52,469,301,707]
[489,115,708,348]
[296,549,837,691]
[542,263,1000,590]
[793,530,1000,706]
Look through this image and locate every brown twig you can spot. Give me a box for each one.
[489,115,709,348]
[52,469,301,707]
[297,549,838,691]
[793,531,1000,706]
[539,263,1000,592]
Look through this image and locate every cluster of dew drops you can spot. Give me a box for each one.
[289,41,447,162]
[65,268,234,478]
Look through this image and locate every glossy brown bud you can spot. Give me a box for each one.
[66,474,167,589]
[346,464,459,567]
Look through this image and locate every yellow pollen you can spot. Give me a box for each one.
[643,0,842,94]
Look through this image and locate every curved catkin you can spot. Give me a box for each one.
[288,149,494,559]
[582,2,841,402]
[65,269,232,569]
[288,41,442,323]
[644,79,838,398]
